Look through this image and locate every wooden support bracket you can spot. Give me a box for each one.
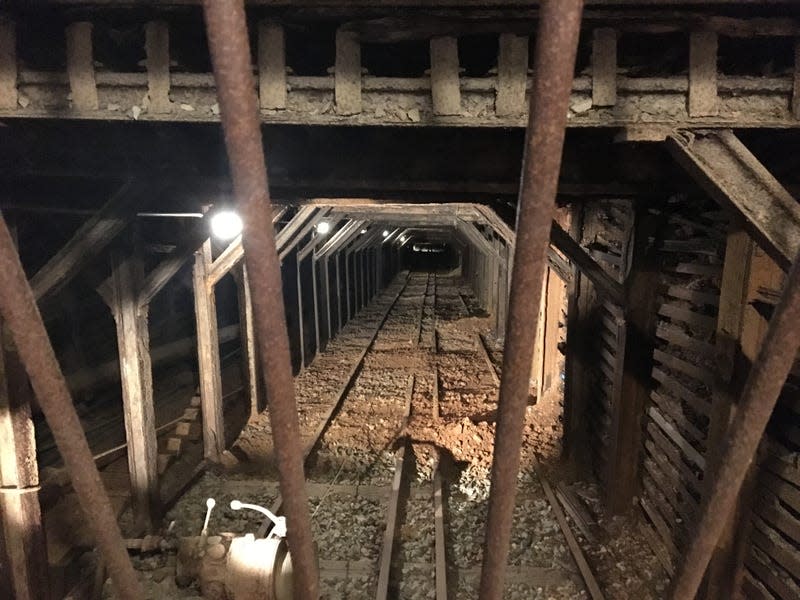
[0,19,17,110]
[145,21,171,114]
[65,22,99,111]
[592,28,617,107]
[688,31,718,117]
[335,29,361,115]
[430,36,461,116]
[259,22,287,110]
[496,33,528,117]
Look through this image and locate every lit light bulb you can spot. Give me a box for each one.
[399,235,406,242]
[360,229,367,234]
[317,221,331,234]
[210,210,243,241]
[382,230,390,237]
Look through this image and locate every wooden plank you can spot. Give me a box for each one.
[592,28,617,106]
[793,39,800,120]
[145,21,171,113]
[137,226,207,308]
[688,31,718,116]
[0,329,49,600]
[658,303,717,332]
[742,570,778,600]
[193,240,224,462]
[259,21,287,110]
[65,22,98,110]
[375,447,405,599]
[655,323,716,357]
[434,467,447,600]
[665,285,720,307]
[237,266,260,421]
[0,19,16,110]
[653,367,711,418]
[108,251,160,533]
[751,516,800,580]
[745,551,799,600]
[649,406,705,469]
[496,33,528,117]
[541,478,605,600]
[653,348,714,386]
[650,391,706,448]
[646,424,704,491]
[31,181,138,302]
[640,496,679,560]
[643,456,698,525]
[335,29,361,115]
[640,518,675,576]
[430,36,460,116]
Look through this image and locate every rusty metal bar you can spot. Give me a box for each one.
[478,1,584,599]
[200,1,319,597]
[670,252,800,600]
[0,217,143,600]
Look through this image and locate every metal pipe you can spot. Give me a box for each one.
[200,1,319,597]
[670,253,800,599]
[478,2,584,599]
[0,217,143,600]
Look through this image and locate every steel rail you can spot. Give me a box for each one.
[200,0,319,596]
[478,1,584,599]
[0,217,143,599]
[670,252,800,600]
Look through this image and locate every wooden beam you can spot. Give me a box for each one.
[145,21,171,114]
[688,31,718,117]
[605,210,659,514]
[0,329,49,600]
[236,265,260,421]
[259,21,287,110]
[550,221,625,305]
[667,130,800,271]
[137,221,207,308]
[794,38,800,121]
[496,33,528,117]
[0,19,16,110]
[335,28,361,115]
[108,251,160,533]
[430,36,461,116]
[193,240,224,462]
[702,227,752,599]
[592,28,617,107]
[65,22,98,111]
[31,181,139,302]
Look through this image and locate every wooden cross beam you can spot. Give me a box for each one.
[668,130,800,271]
[31,180,143,302]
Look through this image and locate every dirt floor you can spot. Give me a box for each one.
[103,270,667,599]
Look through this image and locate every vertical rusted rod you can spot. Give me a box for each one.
[201,1,319,597]
[671,253,800,600]
[478,1,584,599]
[0,217,143,600]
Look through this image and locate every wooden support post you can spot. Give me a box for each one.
[320,256,331,350]
[430,36,461,116]
[592,28,617,107]
[793,39,800,120]
[542,267,564,394]
[259,22,286,110]
[702,227,752,599]
[296,257,306,368]
[0,329,49,600]
[496,33,528,117]
[65,22,98,111]
[688,31,718,117]
[345,252,352,320]
[0,19,17,110]
[109,251,160,533]
[335,253,343,331]
[193,241,224,462]
[236,265,260,421]
[311,258,321,359]
[335,29,361,115]
[145,21,171,114]
[606,211,659,514]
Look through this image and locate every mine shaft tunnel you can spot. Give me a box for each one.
[2,2,800,600]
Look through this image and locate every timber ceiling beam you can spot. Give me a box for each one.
[667,130,800,271]
[30,180,143,303]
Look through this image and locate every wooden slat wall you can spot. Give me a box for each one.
[580,200,633,483]
[639,200,727,575]
[742,264,800,600]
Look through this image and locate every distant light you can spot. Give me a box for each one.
[382,230,390,237]
[360,228,368,234]
[399,235,406,242]
[210,210,243,241]
[317,221,331,234]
